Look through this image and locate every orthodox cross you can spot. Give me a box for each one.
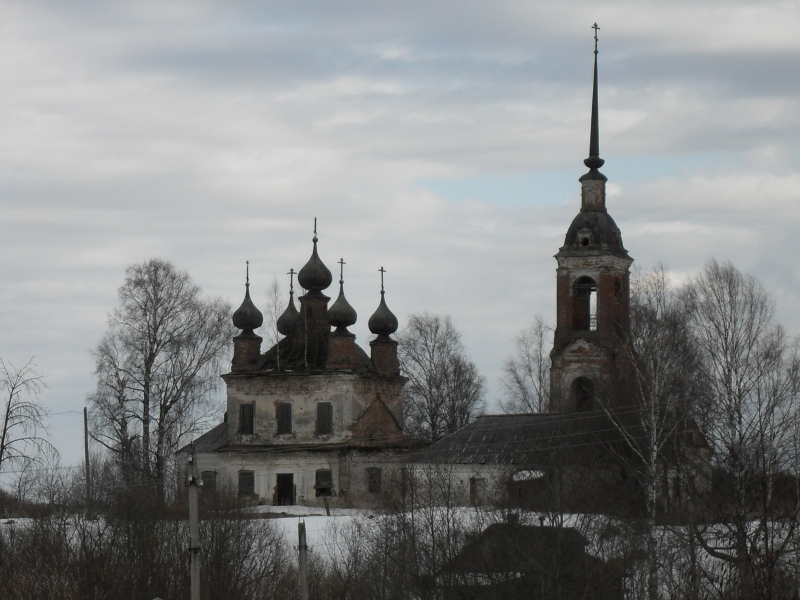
[592,23,600,54]
[379,266,386,293]
[338,258,346,284]
[245,260,250,287]
[287,267,295,293]
[314,217,317,236]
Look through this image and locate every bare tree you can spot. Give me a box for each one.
[0,358,55,473]
[89,259,233,484]
[397,313,485,440]
[598,266,702,600]
[500,315,552,413]
[684,260,800,598]
[89,334,139,480]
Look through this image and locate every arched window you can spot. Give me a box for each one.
[573,277,597,331]
[571,377,595,412]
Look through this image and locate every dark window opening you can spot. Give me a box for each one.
[315,469,333,497]
[276,473,294,505]
[276,403,292,434]
[571,377,596,412]
[239,403,254,435]
[316,402,333,435]
[238,470,255,497]
[201,471,217,491]
[469,477,486,506]
[572,277,597,331]
[367,468,382,494]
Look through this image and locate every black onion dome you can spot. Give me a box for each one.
[328,282,357,332]
[232,282,263,333]
[564,210,626,252]
[368,291,398,338]
[276,291,299,336]
[297,235,332,294]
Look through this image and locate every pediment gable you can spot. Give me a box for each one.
[351,394,403,441]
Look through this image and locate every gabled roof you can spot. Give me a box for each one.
[412,411,624,467]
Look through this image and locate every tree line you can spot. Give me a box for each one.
[2,256,800,598]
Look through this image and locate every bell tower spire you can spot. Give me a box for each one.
[579,23,608,212]
[585,23,604,172]
[549,25,634,414]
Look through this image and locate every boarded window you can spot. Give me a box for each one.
[201,471,217,491]
[469,477,486,506]
[276,403,292,434]
[316,402,333,435]
[315,469,333,497]
[238,470,255,497]
[367,467,382,493]
[239,403,254,434]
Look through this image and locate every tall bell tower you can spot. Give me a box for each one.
[550,25,634,413]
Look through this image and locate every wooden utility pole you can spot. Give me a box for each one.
[187,444,201,600]
[298,521,309,600]
[83,407,91,516]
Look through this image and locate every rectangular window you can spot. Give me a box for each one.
[276,403,292,434]
[315,469,333,497]
[367,467,382,494]
[239,403,254,434]
[238,470,255,497]
[201,471,217,491]
[316,402,333,435]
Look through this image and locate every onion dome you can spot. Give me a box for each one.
[277,284,300,336]
[328,258,357,334]
[297,222,332,295]
[232,262,263,334]
[368,267,398,339]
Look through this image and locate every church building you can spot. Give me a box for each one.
[182,33,709,514]
[181,229,412,508]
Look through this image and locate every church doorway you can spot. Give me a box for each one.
[276,473,295,506]
[571,377,596,412]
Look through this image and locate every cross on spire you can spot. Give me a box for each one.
[584,22,604,171]
[379,266,386,293]
[287,267,296,293]
[314,217,317,236]
[245,260,250,287]
[338,258,346,284]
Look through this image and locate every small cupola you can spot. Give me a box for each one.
[276,268,300,336]
[369,267,400,377]
[368,268,398,340]
[232,261,264,334]
[327,258,357,336]
[231,261,263,372]
[297,220,332,297]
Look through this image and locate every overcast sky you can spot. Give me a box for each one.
[2,1,799,468]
